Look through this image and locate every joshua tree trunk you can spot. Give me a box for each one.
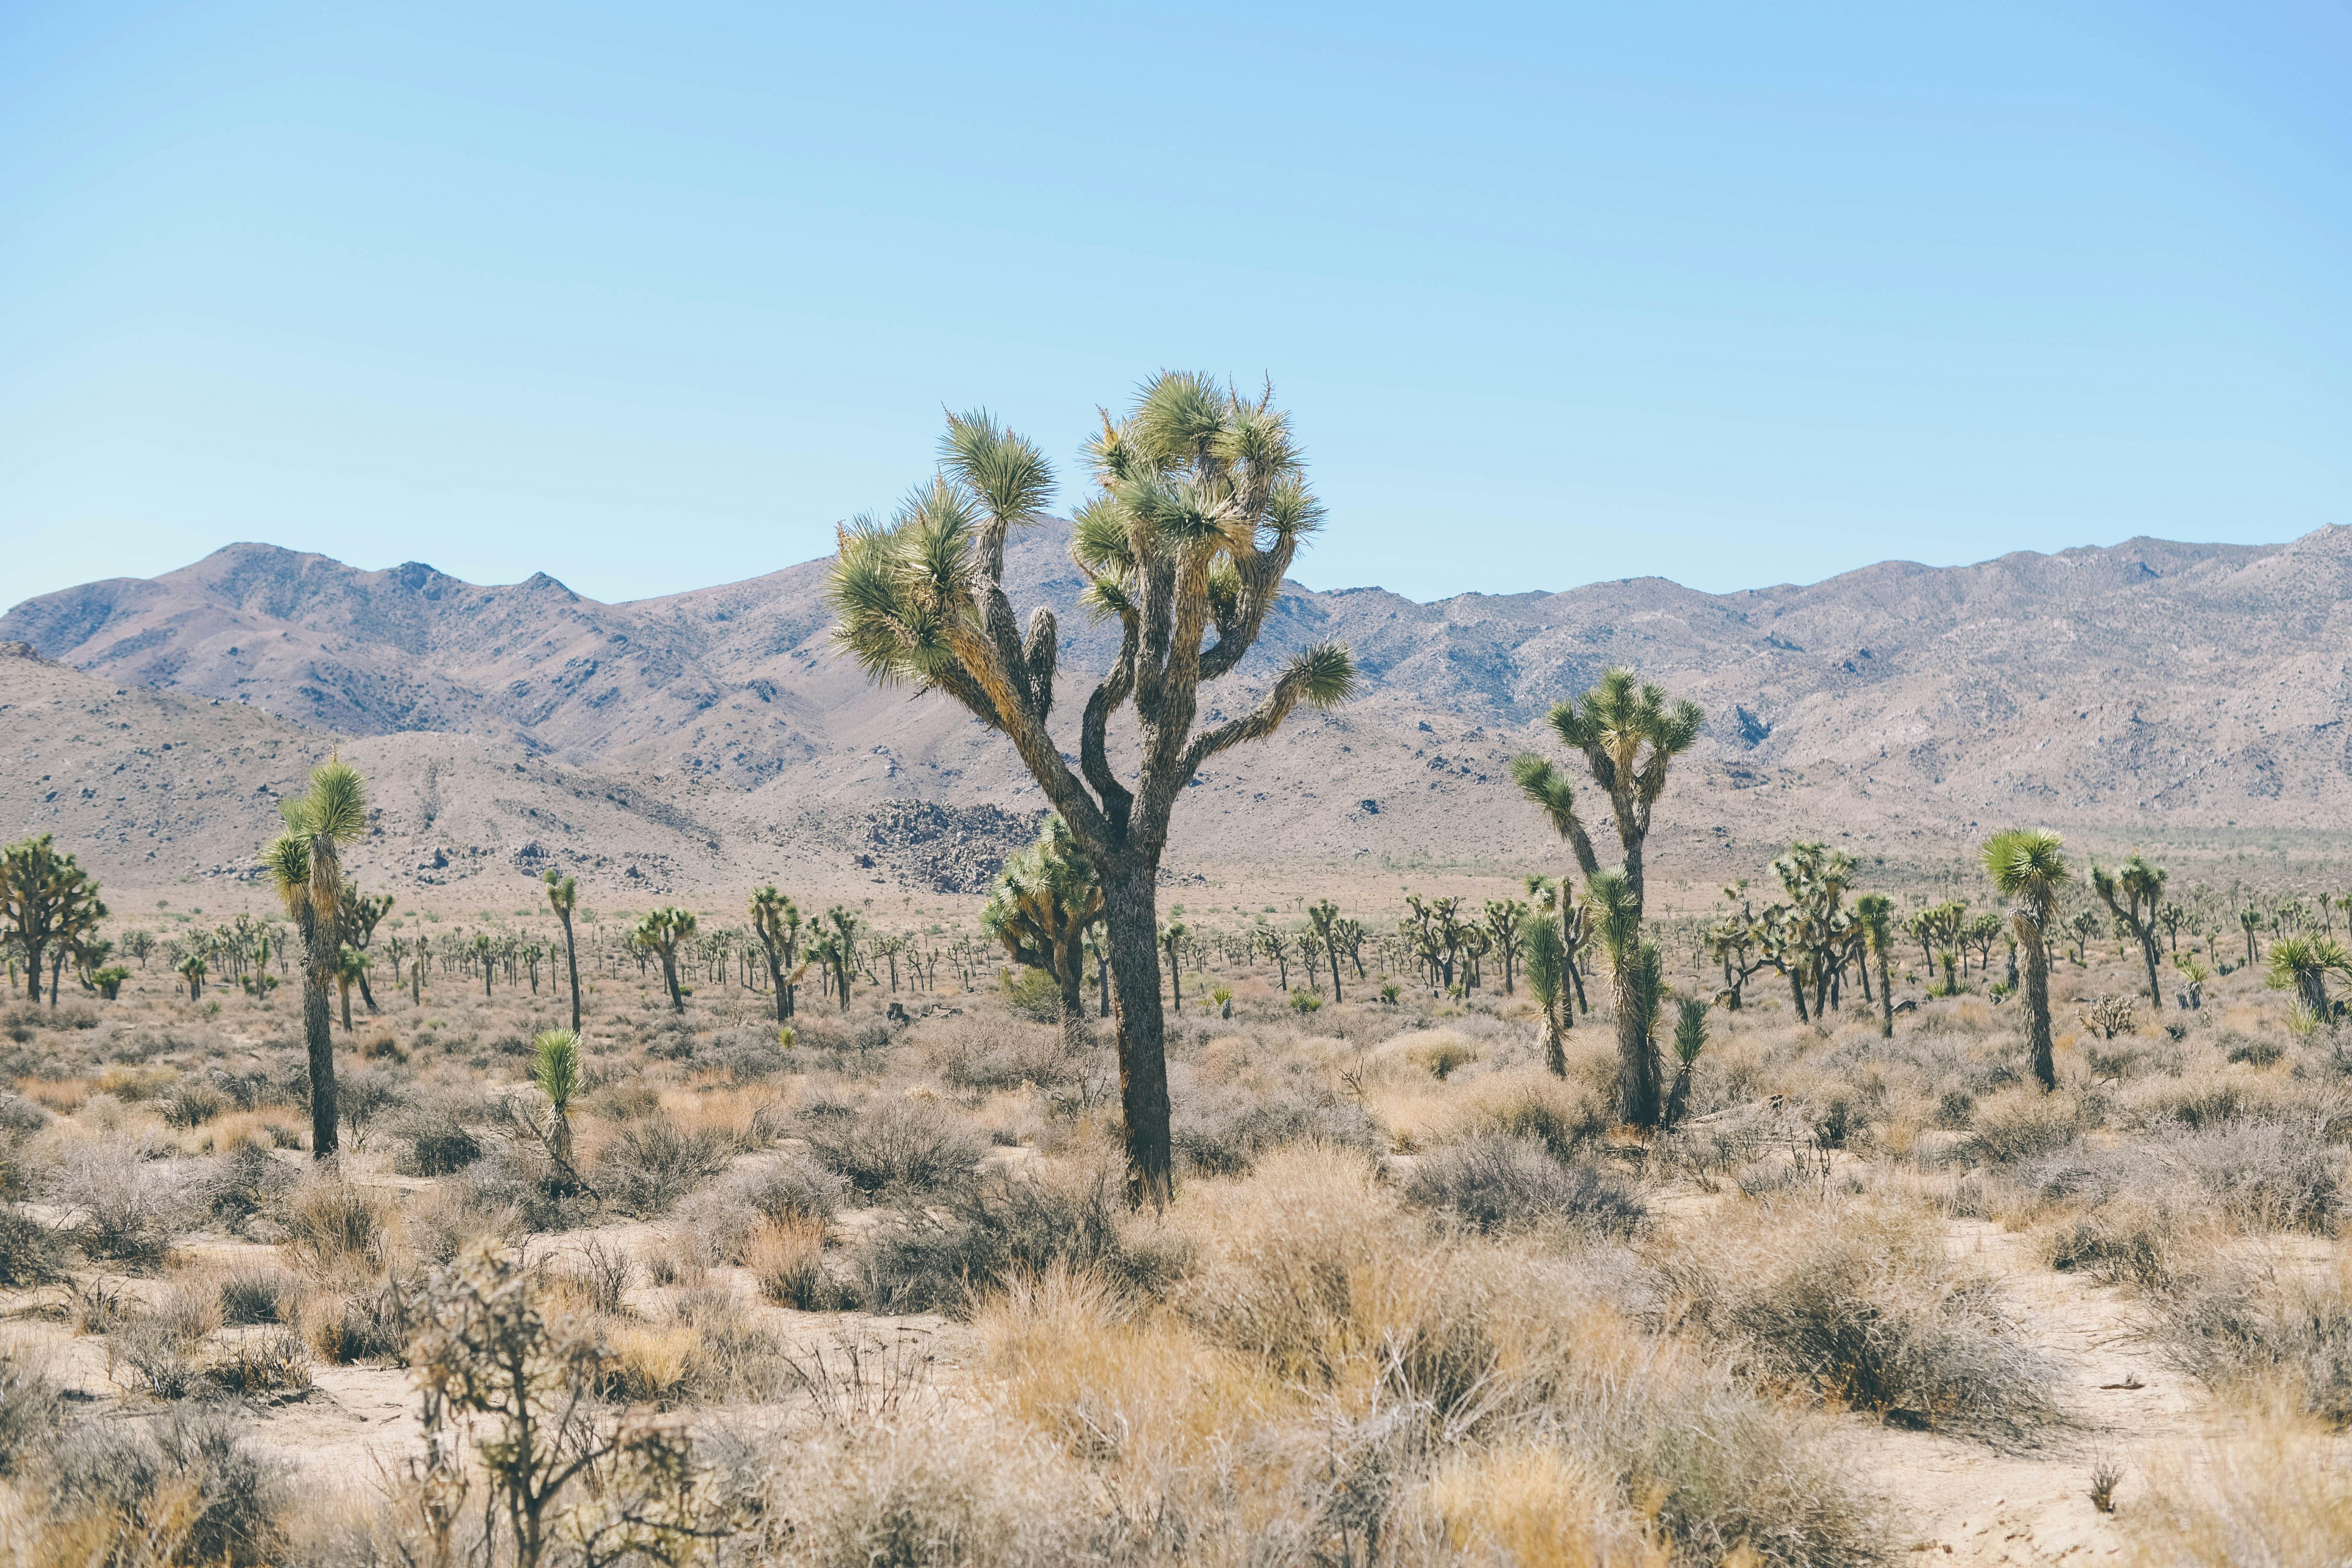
[1877,947,1894,1038]
[21,939,42,1005]
[2023,932,2056,1092]
[301,906,339,1158]
[2137,933,2162,1012]
[558,909,582,1031]
[1056,948,1089,1059]
[1613,964,1660,1128]
[1786,967,1809,1022]
[1104,871,1174,1208]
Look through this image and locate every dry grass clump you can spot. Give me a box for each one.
[2159,1253,2352,1426]
[45,1141,201,1267]
[1664,1192,2059,1447]
[804,1096,983,1195]
[277,1169,397,1274]
[1956,1085,2088,1167]
[746,1214,832,1309]
[926,1012,1084,1092]
[1402,1134,1645,1236]
[31,1409,288,1568]
[2124,1415,2352,1566]
[591,1113,737,1216]
[748,1412,1102,1567]
[859,1159,1177,1315]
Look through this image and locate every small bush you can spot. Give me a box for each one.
[2161,1260,2352,1426]
[593,1116,736,1217]
[50,1143,199,1267]
[279,1172,396,1273]
[1403,1135,1645,1235]
[859,1163,1173,1316]
[747,1216,833,1309]
[2151,1118,2344,1234]
[161,1080,230,1129]
[302,1276,412,1365]
[0,1350,63,1477]
[805,1098,983,1196]
[1170,1080,1380,1176]
[205,1329,313,1398]
[1670,1199,2058,1447]
[928,1015,1080,1091]
[0,1203,67,1284]
[218,1264,298,1325]
[205,1143,295,1230]
[45,1410,288,1567]
[1958,1087,2082,1166]
[394,1104,485,1176]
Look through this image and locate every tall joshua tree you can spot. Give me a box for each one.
[633,908,695,1012]
[1,834,102,1007]
[1511,668,1703,1128]
[749,887,804,1024]
[2091,854,2168,1008]
[2267,934,2352,1020]
[1856,892,1897,1038]
[828,376,1353,1207]
[544,871,582,1031]
[982,814,1104,1053]
[1983,828,2069,1093]
[267,756,368,1158]
[1306,899,1346,1002]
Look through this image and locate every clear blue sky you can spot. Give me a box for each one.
[4,2,2346,609]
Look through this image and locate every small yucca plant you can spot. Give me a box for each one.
[534,1029,582,1183]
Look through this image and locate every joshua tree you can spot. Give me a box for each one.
[0,834,104,1007]
[2092,854,2168,1008]
[1983,828,2070,1093]
[982,814,1105,1052]
[1256,926,1292,991]
[827,377,1353,1208]
[815,906,858,1011]
[177,954,206,1001]
[1481,899,1526,996]
[336,886,395,1011]
[332,946,369,1033]
[1160,919,1188,1013]
[122,929,154,969]
[1856,892,1897,1038]
[1526,918,1570,1075]
[534,1029,583,1190]
[633,907,696,1011]
[1511,668,1702,1128]
[2238,906,2262,969]
[2068,908,2103,965]
[544,871,582,1031]
[1664,996,1708,1127]
[749,887,805,1024]
[2267,934,2352,1020]
[1306,899,1346,1002]
[266,756,368,1158]
[472,933,496,999]
[2157,901,2188,956]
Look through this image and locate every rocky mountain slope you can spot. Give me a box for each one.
[7,522,2351,906]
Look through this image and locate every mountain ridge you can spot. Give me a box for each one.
[6,527,2350,903]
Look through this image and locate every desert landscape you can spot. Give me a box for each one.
[9,397,2352,1566]
[9,6,2348,1562]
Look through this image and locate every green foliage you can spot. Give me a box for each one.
[532,1030,581,1110]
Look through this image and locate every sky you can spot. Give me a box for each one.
[3,2,2347,610]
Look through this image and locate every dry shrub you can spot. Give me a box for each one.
[604,1322,705,1406]
[859,1158,1175,1316]
[593,1114,736,1217]
[805,1096,983,1195]
[1664,1193,2058,1446]
[2041,1193,2193,1291]
[927,1013,1081,1091]
[749,1412,1101,1568]
[278,1170,396,1274]
[2147,1118,2346,1235]
[37,1410,287,1568]
[1958,1086,2085,1166]
[747,1215,830,1309]
[1403,1135,1645,1236]
[47,1141,201,1267]
[0,1202,68,1284]
[2160,1252,2352,1426]
[0,1349,63,1478]
[1415,1443,1666,1566]
[1439,1068,1613,1161]
[1153,1147,1881,1563]
[2125,1416,2352,1566]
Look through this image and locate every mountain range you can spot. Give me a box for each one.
[7,523,2351,910]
